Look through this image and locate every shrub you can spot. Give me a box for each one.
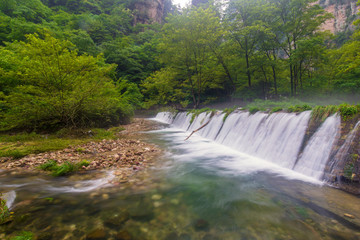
[0,34,133,131]
[339,104,359,121]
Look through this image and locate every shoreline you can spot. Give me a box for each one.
[0,118,163,182]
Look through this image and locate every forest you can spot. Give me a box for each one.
[0,0,359,131]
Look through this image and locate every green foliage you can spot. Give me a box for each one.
[39,159,90,176]
[338,104,359,121]
[287,104,312,113]
[270,107,283,113]
[0,128,120,158]
[10,231,34,240]
[249,107,261,114]
[343,154,358,180]
[0,33,132,131]
[310,104,359,122]
[222,106,238,122]
[188,108,216,124]
[0,193,10,225]
[38,159,57,171]
[311,105,338,122]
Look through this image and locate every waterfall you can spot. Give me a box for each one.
[328,120,360,178]
[154,111,343,180]
[293,114,341,180]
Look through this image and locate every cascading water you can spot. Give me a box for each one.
[155,110,342,180]
[328,120,360,178]
[293,114,341,180]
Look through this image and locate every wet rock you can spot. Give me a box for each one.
[165,232,179,240]
[104,211,130,229]
[179,233,192,240]
[37,232,53,240]
[202,234,219,240]
[86,228,107,239]
[194,219,210,231]
[128,203,154,221]
[115,230,132,240]
[344,213,355,219]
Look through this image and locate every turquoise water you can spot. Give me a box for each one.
[1,124,360,240]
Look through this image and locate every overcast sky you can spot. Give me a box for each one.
[172,0,191,7]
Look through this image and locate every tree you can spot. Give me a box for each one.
[273,0,332,96]
[157,7,226,108]
[0,33,132,131]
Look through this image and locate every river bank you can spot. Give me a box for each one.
[0,118,162,183]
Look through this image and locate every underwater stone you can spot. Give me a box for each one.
[86,228,107,239]
[115,230,132,240]
[194,219,210,231]
[104,211,130,229]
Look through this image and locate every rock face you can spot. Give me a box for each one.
[318,0,360,33]
[132,0,166,24]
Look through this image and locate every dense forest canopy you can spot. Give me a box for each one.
[0,0,359,131]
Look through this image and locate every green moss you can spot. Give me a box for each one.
[249,107,261,114]
[339,104,359,121]
[287,104,312,113]
[0,127,122,159]
[10,231,34,240]
[270,107,283,113]
[188,108,216,124]
[222,106,238,122]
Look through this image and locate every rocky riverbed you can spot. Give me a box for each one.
[0,118,162,183]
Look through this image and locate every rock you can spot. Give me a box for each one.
[115,230,132,240]
[194,219,210,231]
[344,213,355,219]
[85,228,106,239]
[202,234,219,240]
[104,211,130,229]
[151,194,162,200]
[179,233,192,240]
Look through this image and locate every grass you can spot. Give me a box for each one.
[39,159,90,176]
[0,127,124,159]
[222,106,238,121]
[244,98,315,112]
[187,108,216,124]
[0,193,10,225]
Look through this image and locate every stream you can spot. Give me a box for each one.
[1,120,360,240]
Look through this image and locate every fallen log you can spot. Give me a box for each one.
[184,112,216,141]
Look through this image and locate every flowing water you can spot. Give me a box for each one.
[1,116,360,240]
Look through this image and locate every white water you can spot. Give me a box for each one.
[329,120,360,175]
[294,114,341,180]
[154,111,342,180]
[46,171,115,193]
[3,190,16,209]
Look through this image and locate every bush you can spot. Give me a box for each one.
[0,34,133,131]
[339,104,359,120]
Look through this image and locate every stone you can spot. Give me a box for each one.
[104,211,130,229]
[86,228,106,239]
[194,219,210,231]
[115,230,132,240]
[344,213,355,219]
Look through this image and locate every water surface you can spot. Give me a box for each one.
[1,122,360,240]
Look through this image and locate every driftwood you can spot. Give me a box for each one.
[184,112,216,141]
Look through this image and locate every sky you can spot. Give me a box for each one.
[173,0,191,7]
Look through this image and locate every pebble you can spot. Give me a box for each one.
[344,213,355,219]
[151,194,162,200]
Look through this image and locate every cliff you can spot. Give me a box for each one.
[319,0,360,33]
[131,0,166,24]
